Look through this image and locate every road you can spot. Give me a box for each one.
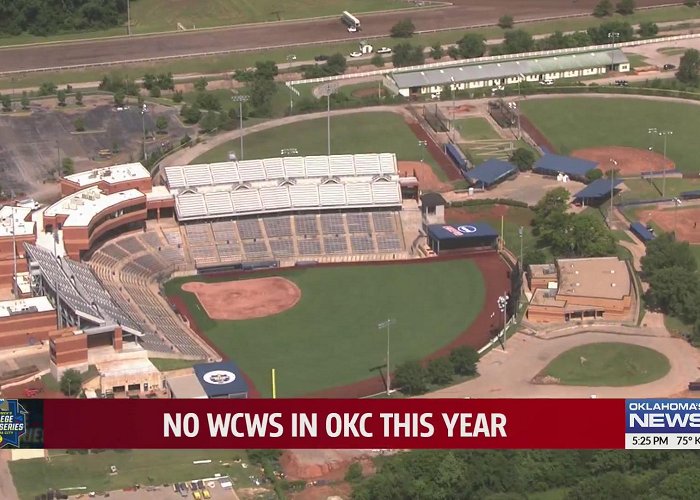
[0,0,676,73]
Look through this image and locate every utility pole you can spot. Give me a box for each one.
[518,226,524,269]
[609,158,617,224]
[378,319,396,396]
[232,95,250,160]
[450,76,456,142]
[648,128,672,198]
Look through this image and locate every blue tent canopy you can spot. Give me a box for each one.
[533,154,598,178]
[194,361,249,398]
[426,222,499,241]
[465,159,516,187]
[574,178,623,200]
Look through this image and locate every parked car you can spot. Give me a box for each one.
[663,63,676,70]
[540,79,554,86]
[348,26,357,33]
[349,51,363,58]
[314,54,329,61]
[376,47,392,54]
[614,80,629,86]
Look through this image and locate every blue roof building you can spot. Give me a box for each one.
[426,222,499,253]
[574,178,623,203]
[464,159,517,188]
[533,154,598,180]
[193,361,249,399]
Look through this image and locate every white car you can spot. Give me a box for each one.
[349,51,362,58]
[377,47,392,54]
[347,26,357,33]
[540,79,554,86]
[16,199,40,210]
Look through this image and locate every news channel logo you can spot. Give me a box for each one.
[0,399,28,448]
[626,399,700,433]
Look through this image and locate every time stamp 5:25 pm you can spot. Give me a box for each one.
[626,434,700,449]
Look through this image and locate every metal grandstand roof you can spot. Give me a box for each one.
[465,159,517,187]
[574,178,623,200]
[164,153,398,189]
[24,243,142,334]
[390,49,628,88]
[533,154,598,177]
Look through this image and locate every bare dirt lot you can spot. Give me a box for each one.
[398,160,452,193]
[571,146,674,176]
[0,1,671,73]
[182,277,301,320]
[0,95,191,200]
[639,205,700,244]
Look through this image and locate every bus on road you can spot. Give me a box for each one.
[341,11,361,32]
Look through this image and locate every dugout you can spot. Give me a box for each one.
[426,223,499,254]
[463,159,517,189]
[533,154,598,182]
[573,178,623,206]
[194,361,249,399]
[630,222,655,244]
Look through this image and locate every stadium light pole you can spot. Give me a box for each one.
[378,319,396,396]
[609,158,618,224]
[608,31,620,45]
[322,83,337,156]
[418,140,427,163]
[232,95,250,160]
[140,104,147,161]
[450,76,456,142]
[648,128,672,197]
[673,198,682,234]
[518,226,524,269]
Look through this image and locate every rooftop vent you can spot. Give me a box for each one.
[611,283,616,287]
[576,283,580,286]
[611,270,615,274]
[575,270,579,274]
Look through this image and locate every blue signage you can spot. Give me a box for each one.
[0,399,28,448]
[626,399,700,433]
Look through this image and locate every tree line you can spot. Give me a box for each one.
[0,0,126,36]
[351,449,700,499]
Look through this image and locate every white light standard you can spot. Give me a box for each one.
[280,148,299,156]
[609,158,618,223]
[232,95,250,160]
[378,318,396,396]
[673,198,682,234]
[418,140,427,163]
[608,31,620,45]
[518,226,524,268]
[648,128,672,198]
[498,293,509,350]
[508,101,521,139]
[1,208,18,299]
[321,83,337,156]
[140,104,147,161]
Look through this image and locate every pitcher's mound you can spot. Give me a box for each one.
[571,146,674,176]
[182,277,301,320]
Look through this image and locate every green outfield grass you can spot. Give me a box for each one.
[624,53,649,68]
[520,98,700,175]
[149,358,200,372]
[541,342,671,386]
[192,111,444,175]
[456,117,501,141]
[165,260,485,397]
[8,450,255,500]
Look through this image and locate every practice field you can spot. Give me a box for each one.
[8,450,253,500]
[193,111,442,173]
[166,260,489,397]
[519,97,700,174]
[540,342,671,386]
[637,205,700,244]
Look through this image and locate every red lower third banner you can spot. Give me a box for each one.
[38,399,626,449]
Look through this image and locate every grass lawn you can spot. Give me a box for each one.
[664,314,694,338]
[657,47,688,55]
[2,5,699,89]
[9,450,256,500]
[541,342,671,386]
[165,261,485,397]
[624,53,649,68]
[456,117,501,141]
[192,112,442,173]
[527,488,570,500]
[519,98,700,175]
[149,358,200,372]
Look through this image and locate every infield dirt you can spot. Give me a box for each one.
[572,146,674,176]
[638,205,700,244]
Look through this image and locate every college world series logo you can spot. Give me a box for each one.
[0,399,27,448]
[203,370,236,385]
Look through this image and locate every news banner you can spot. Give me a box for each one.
[3,398,700,449]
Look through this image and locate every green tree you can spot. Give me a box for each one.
[0,94,11,111]
[567,472,633,500]
[38,81,57,96]
[74,117,85,132]
[20,91,30,110]
[533,187,571,228]
[641,232,697,277]
[60,369,82,396]
[616,0,635,15]
[325,53,348,75]
[645,266,699,322]
[194,92,221,111]
[233,69,255,83]
[390,18,415,38]
[457,33,486,58]
[588,21,635,44]
[172,90,184,103]
[659,468,700,499]
[677,49,700,85]
[427,357,453,385]
[345,462,363,483]
[155,116,168,134]
[498,15,514,29]
[449,345,479,376]
[593,0,614,17]
[199,111,220,132]
[394,360,428,395]
[74,90,83,106]
[249,78,277,116]
[193,77,208,91]
[509,147,536,171]
[685,0,698,6]
[586,169,603,182]
[501,29,535,54]
[430,43,444,60]
[638,21,658,38]
[149,85,161,98]
[392,43,425,67]
[114,91,125,107]
[180,104,202,124]
[254,60,279,80]
[62,157,75,176]
[371,53,385,67]
[447,46,461,60]
[56,89,66,106]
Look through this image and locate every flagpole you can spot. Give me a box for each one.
[271,368,276,399]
